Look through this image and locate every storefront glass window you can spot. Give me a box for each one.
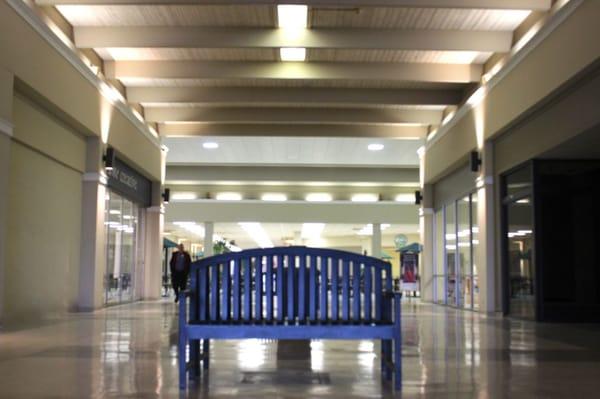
[457,196,472,308]
[471,195,479,310]
[434,209,445,304]
[445,203,457,305]
[105,191,139,305]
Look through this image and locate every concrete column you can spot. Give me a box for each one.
[0,68,13,327]
[420,184,435,302]
[371,223,382,259]
[475,141,497,313]
[204,222,214,257]
[78,138,108,311]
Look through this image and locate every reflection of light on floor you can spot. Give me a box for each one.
[311,340,324,371]
[358,353,376,369]
[358,340,374,352]
[237,339,267,369]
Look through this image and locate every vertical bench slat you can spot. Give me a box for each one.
[265,255,274,322]
[210,263,219,322]
[199,266,207,322]
[352,261,361,322]
[320,257,328,322]
[243,258,251,321]
[342,259,350,322]
[255,256,263,321]
[374,266,382,322]
[287,255,295,322]
[297,254,306,322]
[331,258,339,321]
[364,264,372,322]
[232,258,241,321]
[309,256,317,322]
[276,256,285,322]
[221,261,230,321]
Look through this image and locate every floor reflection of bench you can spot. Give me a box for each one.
[178,246,402,390]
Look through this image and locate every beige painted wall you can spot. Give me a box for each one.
[0,1,162,181]
[5,142,82,322]
[425,0,600,184]
[4,94,86,322]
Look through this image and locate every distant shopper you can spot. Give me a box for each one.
[170,243,191,303]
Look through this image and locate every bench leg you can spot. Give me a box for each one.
[202,338,210,370]
[393,294,402,391]
[381,339,392,381]
[190,339,200,379]
[177,328,187,389]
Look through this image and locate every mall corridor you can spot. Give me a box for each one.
[1,300,599,399]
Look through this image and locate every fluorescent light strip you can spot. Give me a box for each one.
[395,194,415,203]
[306,193,332,202]
[280,47,306,62]
[277,4,308,29]
[261,193,288,202]
[368,143,384,151]
[238,222,273,248]
[301,223,325,240]
[216,192,242,201]
[351,194,378,202]
[171,192,197,200]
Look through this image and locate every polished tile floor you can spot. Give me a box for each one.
[1,299,600,398]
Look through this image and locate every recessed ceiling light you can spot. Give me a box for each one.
[306,193,333,202]
[351,194,379,202]
[171,192,197,200]
[277,4,308,29]
[395,194,414,203]
[203,142,219,149]
[368,143,384,151]
[280,47,306,62]
[261,193,288,202]
[216,192,242,201]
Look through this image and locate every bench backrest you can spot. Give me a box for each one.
[188,246,392,324]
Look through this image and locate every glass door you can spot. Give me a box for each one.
[104,191,139,305]
[506,197,534,319]
[457,196,472,309]
[445,203,457,306]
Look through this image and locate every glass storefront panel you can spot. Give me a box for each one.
[434,209,445,304]
[471,195,479,310]
[457,196,472,309]
[105,191,139,305]
[506,196,535,319]
[445,203,457,306]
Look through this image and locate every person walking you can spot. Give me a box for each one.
[170,243,191,303]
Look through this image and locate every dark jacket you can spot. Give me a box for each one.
[170,250,191,276]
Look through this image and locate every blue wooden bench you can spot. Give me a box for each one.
[178,246,402,390]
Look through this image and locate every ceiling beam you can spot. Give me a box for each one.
[128,87,463,106]
[145,106,442,124]
[106,60,482,83]
[75,27,512,52]
[165,165,419,186]
[35,0,552,11]
[159,123,429,138]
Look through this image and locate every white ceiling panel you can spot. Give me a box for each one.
[163,136,423,167]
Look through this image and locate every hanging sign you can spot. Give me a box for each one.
[401,252,418,291]
[107,157,152,207]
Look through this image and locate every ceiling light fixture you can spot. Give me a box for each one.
[394,194,414,203]
[203,142,219,149]
[351,194,379,202]
[306,193,332,202]
[261,193,288,202]
[171,192,197,201]
[368,143,384,151]
[216,192,242,201]
[238,222,274,248]
[277,4,308,29]
[280,47,306,62]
